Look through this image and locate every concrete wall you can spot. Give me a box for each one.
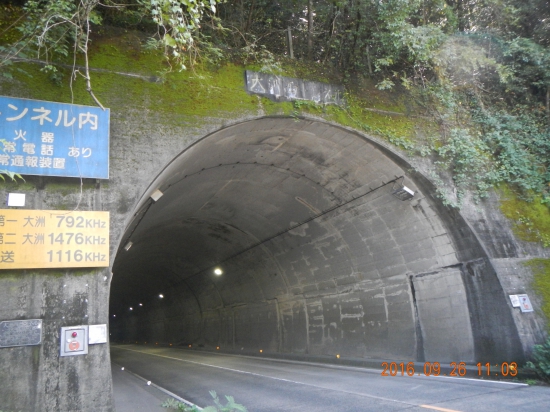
[0,87,547,412]
[109,117,534,368]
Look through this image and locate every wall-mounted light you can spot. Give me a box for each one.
[129,307,133,311]
[214,268,223,276]
[139,303,143,306]
[159,294,164,298]
[124,241,133,251]
[150,189,163,202]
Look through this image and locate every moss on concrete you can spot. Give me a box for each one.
[500,186,550,248]
[0,23,430,153]
[0,181,36,191]
[45,182,95,196]
[0,269,99,278]
[524,259,550,328]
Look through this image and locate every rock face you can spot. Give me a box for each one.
[0,112,547,411]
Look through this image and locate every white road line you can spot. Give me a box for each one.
[112,361,202,410]
[420,405,463,412]
[425,373,527,386]
[114,345,528,388]
[115,346,418,407]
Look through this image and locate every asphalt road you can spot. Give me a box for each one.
[110,344,550,412]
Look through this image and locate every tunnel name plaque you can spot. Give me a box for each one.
[0,319,42,348]
[0,209,109,269]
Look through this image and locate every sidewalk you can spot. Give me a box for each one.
[111,363,172,412]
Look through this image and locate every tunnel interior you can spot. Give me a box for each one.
[109,117,523,362]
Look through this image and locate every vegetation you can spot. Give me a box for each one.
[1,0,548,207]
[523,259,550,328]
[162,391,247,412]
[525,336,550,383]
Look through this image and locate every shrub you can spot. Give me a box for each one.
[525,337,550,382]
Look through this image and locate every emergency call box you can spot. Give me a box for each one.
[60,326,89,357]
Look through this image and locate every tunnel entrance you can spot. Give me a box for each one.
[109,117,523,363]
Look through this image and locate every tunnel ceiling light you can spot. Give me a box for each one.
[139,303,143,306]
[129,307,133,311]
[392,185,415,201]
[150,189,163,202]
[159,294,164,298]
[214,268,223,276]
[124,241,133,251]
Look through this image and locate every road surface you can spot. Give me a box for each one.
[110,344,550,412]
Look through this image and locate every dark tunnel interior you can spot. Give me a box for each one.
[109,117,523,362]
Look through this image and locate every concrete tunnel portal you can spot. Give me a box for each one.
[109,117,524,363]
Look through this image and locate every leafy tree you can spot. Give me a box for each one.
[0,0,222,105]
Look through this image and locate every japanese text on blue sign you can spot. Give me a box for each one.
[0,96,109,179]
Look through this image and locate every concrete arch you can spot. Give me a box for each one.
[110,116,524,363]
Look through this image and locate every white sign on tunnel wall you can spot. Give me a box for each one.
[0,209,109,269]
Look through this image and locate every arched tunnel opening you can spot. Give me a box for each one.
[109,117,523,363]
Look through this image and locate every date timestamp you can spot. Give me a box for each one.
[381,361,518,377]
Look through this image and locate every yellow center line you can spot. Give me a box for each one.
[420,405,463,412]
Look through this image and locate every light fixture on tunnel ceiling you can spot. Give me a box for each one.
[214,267,223,276]
[159,294,164,298]
[150,189,163,202]
[129,307,133,311]
[124,241,133,251]
[139,303,143,306]
[392,181,415,201]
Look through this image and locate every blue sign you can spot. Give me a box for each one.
[0,96,109,179]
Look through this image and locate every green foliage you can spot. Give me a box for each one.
[472,107,550,199]
[2,0,550,209]
[141,0,222,70]
[1,0,223,78]
[162,391,247,412]
[0,140,24,183]
[525,336,550,383]
[435,128,499,203]
[523,259,550,328]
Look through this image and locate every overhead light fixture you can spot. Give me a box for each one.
[150,189,163,202]
[139,303,143,306]
[214,268,223,276]
[159,294,164,299]
[129,307,133,311]
[392,185,415,201]
[124,241,133,251]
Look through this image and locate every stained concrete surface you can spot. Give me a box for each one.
[110,118,525,365]
[1,115,547,412]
